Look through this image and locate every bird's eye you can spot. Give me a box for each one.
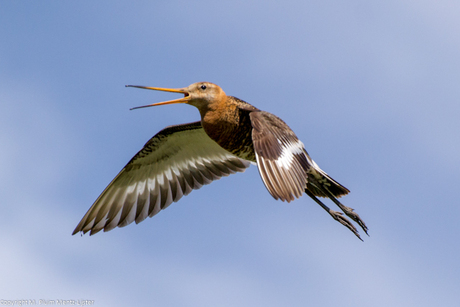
[200,84,207,90]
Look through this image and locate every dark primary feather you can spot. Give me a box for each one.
[73,122,250,235]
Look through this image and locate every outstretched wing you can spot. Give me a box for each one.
[73,121,250,235]
[249,111,310,202]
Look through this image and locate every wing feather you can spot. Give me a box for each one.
[73,121,250,235]
[250,111,310,202]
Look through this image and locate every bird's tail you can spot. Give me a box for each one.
[305,158,350,198]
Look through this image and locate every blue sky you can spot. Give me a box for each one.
[1,1,460,306]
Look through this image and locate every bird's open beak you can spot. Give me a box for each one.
[126,85,190,110]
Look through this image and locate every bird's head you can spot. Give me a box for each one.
[127,82,226,113]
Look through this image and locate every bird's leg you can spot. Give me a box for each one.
[305,190,362,241]
[320,188,369,236]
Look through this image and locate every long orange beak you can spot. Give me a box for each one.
[126,85,190,110]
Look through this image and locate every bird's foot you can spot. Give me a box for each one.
[337,205,368,236]
[329,210,363,241]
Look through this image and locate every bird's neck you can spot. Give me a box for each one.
[199,97,256,161]
[198,96,238,125]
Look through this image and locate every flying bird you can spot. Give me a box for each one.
[73,82,368,239]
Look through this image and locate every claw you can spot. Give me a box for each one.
[305,190,363,240]
[337,205,369,236]
[319,188,369,236]
[329,210,363,241]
